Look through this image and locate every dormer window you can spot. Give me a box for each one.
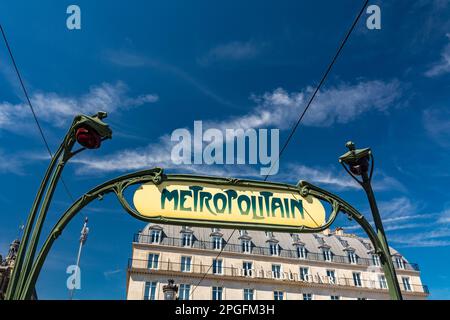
[212,236,223,250]
[296,245,307,259]
[347,250,358,264]
[241,240,251,253]
[372,254,381,267]
[323,249,332,262]
[269,243,279,256]
[395,256,405,269]
[149,229,162,244]
[182,233,193,247]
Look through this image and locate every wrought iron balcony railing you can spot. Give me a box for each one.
[133,234,420,272]
[128,258,429,294]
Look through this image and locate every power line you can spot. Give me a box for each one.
[189,229,237,298]
[189,0,369,297]
[263,0,370,181]
[0,23,76,203]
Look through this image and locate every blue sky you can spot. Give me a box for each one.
[0,0,449,299]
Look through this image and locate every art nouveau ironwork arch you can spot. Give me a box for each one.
[18,167,398,300]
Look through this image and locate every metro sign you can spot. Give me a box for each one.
[133,175,326,231]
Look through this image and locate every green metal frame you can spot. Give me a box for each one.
[15,168,400,300]
[5,113,403,300]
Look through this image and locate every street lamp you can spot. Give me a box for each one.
[163,279,178,300]
[339,141,403,300]
[5,112,111,300]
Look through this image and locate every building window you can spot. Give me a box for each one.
[150,229,161,244]
[212,259,223,275]
[212,236,222,250]
[272,264,282,279]
[347,251,358,264]
[212,287,223,300]
[353,272,362,287]
[326,270,336,284]
[147,253,159,269]
[323,249,332,262]
[299,267,309,281]
[144,281,157,300]
[181,256,191,272]
[269,243,279,256]
[241,240,251,253]
[379,275,388,289]
[243,261,253,277]
[372,254,381,267]
[402,277,412,291]
[274,291,284,300]
[330,295,340,300]
[303,293,313,300]
[244,289,254,300]
[296,245,307,259]
[395,257,405,269]
[182,233,193,247]
[179,284,191,300]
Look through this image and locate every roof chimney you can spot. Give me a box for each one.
[322,228,331,236]
[335,227,344,236]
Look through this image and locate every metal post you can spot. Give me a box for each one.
[339,141,403,300]
[361,171,403,300]
[5,112,111,300]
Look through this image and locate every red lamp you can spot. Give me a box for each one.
[75,126,101,149]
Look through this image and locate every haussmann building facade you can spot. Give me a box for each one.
[126,223,429,300]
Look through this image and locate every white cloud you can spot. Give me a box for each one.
[423,108,450,147]
[425,34,450,77]
[438,209,450,223]
[198,40,266,65]
[207,80,402,131]
[390,228,450,248]
[0,81,158,131]
[70,79,402,179]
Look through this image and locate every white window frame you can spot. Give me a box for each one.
[274,291,284,300]
[180,256,192,272]
[372,254,381,267]
[323,249,332,262]
[353,272,362,287]
[243,261,253,277]
[296,245,306,259]
[179,284,191,300]
[396,257,405,269]
[299,267,309,281]
[272,264,282,279]
[241,240,251,253]
[212,236,222,250]
[150,229,161,244]
[326,270,336,284]
[243,288,254,300]
[147,253,159,269]
[402,277,412,292]
[182,233,193,247]
[269,243,279,256]
[212,286,223,300]
[144,281,158,300]
[212,259,223,275]
[379,274,388,289]
[348,251,357,264]
[303,293,313,300]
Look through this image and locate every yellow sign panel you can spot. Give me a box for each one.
[133,181,326,229]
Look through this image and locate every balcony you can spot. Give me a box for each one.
[133,234,421,272]
[128,258,429,295]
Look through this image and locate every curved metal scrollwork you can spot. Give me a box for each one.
[20,167,385,299]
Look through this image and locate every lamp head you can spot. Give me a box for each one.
[339,141,371,176]
[73,111,112,149]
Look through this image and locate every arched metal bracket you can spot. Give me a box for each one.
[19,168,385,299]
